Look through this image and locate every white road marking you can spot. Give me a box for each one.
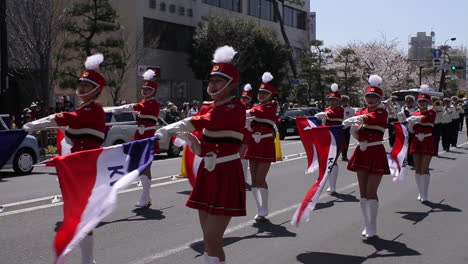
[129,181,360,264]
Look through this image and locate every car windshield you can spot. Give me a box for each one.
[113,113,135,122]
[282,110,306,117]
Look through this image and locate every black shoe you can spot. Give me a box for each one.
[341,156,348,161]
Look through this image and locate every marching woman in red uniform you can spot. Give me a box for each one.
[240,84,254,182]
[244,72,277,222]
[315,83,344,194]
[406,85,436,203]
[343,75,389,240]
[23,54,107,264]
[112,69,160,208]
[156,46,246,264]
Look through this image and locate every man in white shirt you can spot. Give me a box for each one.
[398,95,417,165]
[340,95,355,161]
[450,96,462,147]
[431,97,443,154]
[441,98,453,151]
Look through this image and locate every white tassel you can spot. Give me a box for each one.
[243,83,252,92]
[420,84,430,93]
[143,69,156,80]
[212,46,237,63]
[331,83,338,92]
[262,72,273,83]
[84,54,104,70]
[368,75,382,87]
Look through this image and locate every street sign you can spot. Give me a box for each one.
[432,49,443,58]
[432,58,442,67]
[137,65,161,78]
[292,79,300,85]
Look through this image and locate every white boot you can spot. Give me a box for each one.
[203,252,221,264]
[80,234,96,264]
[135,175,152,207]
[366,199,379,238]
[359,198,369,236]
[251,187,261,220]
[241,159,249,182]
[420,174,430,202]
[415,174,423,201]
[258,188,269,217]
[327,165,338,193]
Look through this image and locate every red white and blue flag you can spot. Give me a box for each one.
[38,137,155,264]
[389,121,409,182]
[174,137,202,187]
[295,116,321,174]
[56,129,72,156]
[291,117,343,227]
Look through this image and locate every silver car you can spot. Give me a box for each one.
[103,107,181,157]
[0,115,40,174]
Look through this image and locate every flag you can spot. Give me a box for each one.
[0,129,27,168]
[295,116,322,174]
[39,137,155,264]
[389,121,409,182]
[56,129,73,156]
[174,135,202,187]
[292,118,343,227]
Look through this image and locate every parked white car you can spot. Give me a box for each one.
[0,115,40,174]
[103,107,181,157]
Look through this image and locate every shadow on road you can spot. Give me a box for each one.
[364,233,421,258]
[177,190,192,196]
[435,155,457,160]
[189,219,296,256]
[297,233,420,263]
[314,191,359,210]
[297,252,367,264]
[396,199,462,225]
[0,171,44,179]
[53,206,172,232]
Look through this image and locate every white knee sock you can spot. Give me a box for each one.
[136,175,152,207]
[258,188,269,217]
[359,198,369,236]
[203,252,221,264]
[241,159,249,182]
[367,199,379,237]
[327,165,338,192]
[415,174,423,200]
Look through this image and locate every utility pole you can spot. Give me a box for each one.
[0,0,8,96]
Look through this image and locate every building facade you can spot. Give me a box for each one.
[105,0,310,106]
[408,31,435,64]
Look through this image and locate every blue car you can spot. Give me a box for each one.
[1,115,40,174]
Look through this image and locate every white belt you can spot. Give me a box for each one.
[415,133,432,142]
[138,125,156,135]
[359,141,383,152]
[204,152,240,172]
[252,132,273,143]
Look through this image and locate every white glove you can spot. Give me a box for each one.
[112,104,135,114]
[177,132,201,155]
[406,116,422,123]
[22,115,58,133]
[342,115,364,127]
[155,118,194,142]
[315,112,328,120]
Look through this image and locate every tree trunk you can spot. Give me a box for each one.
[272,0,297,78]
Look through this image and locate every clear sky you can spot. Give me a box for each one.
[311,0,467,51]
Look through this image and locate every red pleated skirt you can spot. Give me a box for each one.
[409,135,436,156]
[243,137,275,162]
[186,158,246,216]
[347,144,390,175]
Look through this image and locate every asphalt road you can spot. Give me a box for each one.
[1,130,467,264]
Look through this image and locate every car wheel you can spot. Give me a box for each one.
[166,140,181,157]
[13,148,36,174]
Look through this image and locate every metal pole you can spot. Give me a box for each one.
[0,0,8,96]
[419,66,422,86]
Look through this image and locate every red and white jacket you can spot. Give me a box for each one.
[355,107,388,143]
[55,102,106,153]
[133,98,160,136]
[324,106,344,126]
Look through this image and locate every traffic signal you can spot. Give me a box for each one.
[451,65,465,70]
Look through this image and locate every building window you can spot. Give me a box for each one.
[169,4,176,13]
[248,0,274,21]
[178,6,185,16]
[149,0,156,9]
[160,2,166,11]
[143,18,195,53]
[202,0,241,13]
[283,6,306,30]
[187,8,193,17]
